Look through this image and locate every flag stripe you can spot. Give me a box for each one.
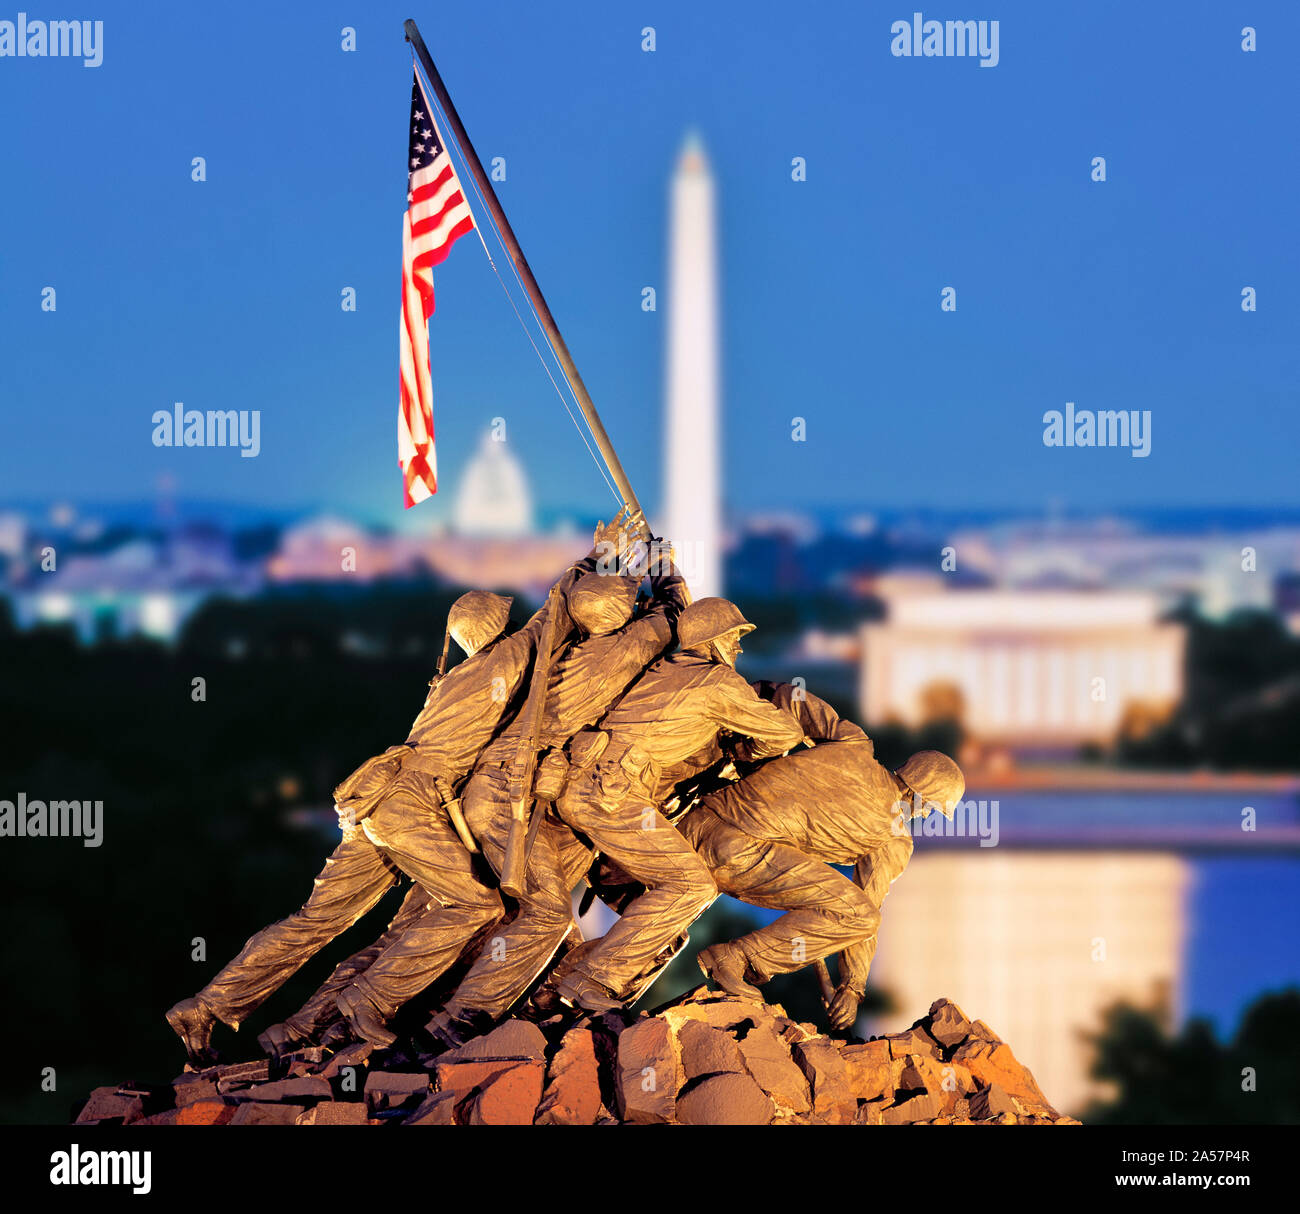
[411,194,470,239]
[411,200,468,240]
[412,214,474,268]
[398,69,473,507]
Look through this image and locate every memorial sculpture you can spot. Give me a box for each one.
[167,533,964,1063]
[163,17,970,1082]
[105,18,1078,1128]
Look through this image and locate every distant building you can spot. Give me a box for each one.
[663,133,723,598]
[860,570,947,600]
[453,431,533,538]
[9,526,258,643]
[950,519,1300,617]
[264,439,555,588]
[266,516,434,583]
[0,513,26,562]
[859,589,1185,746]
[421,531,588,601]
[869,850,1191,1116]
[415,429,586,599]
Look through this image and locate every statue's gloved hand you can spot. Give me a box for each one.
[593,506,633,555]
[533,748,571,801]
[336,803,359,839]
[827,984,862,1033]
[642,534,674,577]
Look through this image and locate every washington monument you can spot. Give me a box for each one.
[663,132,722,600]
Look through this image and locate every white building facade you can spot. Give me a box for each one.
[860,590,1186,745]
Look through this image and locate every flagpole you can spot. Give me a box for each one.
[404,18,651,540]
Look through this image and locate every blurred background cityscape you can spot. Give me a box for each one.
[2,1,1297,1124]
[4,429,1300,1118]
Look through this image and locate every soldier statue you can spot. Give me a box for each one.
[165,523,620,1061]
[683,682,964,1031]
[545,597,807,1013]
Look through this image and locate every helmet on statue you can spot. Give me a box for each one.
[677,597,755,653]
[566,572,640,637]
[447,591,513,656]
[895,751,965,819]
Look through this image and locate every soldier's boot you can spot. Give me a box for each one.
[523,984,565,1020]
[697,943,763,1001]
[256,1019,311,1061]
[423,1008,486,1054]
[555,971,624,1015]
[319,1020,354,1051]
[335,986,397,1049]
[528,936,598,1019]
[624,932,690,1008]
[165,995,219,1064]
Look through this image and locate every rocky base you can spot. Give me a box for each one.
[75,990,1080,1126]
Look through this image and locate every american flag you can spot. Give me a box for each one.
[399,72,475,507]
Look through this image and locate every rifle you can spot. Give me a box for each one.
[501,583,565,899]
[435,626,451,681]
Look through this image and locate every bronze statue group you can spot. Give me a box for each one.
[167,515,965,1064]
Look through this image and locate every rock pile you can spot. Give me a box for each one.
[74,990,1079,1126]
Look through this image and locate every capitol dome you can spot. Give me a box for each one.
[453,430,534,537]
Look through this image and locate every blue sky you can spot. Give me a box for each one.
[1,0,1296,527]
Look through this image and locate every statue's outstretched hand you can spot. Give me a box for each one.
[593,505,632,549]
